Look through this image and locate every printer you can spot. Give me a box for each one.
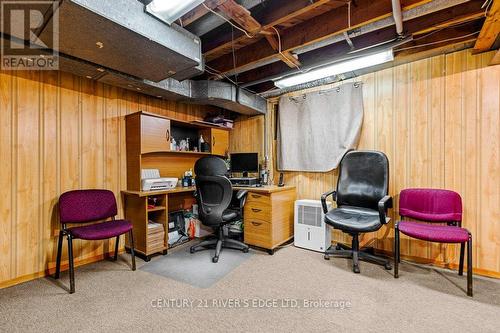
[141,169,178,191]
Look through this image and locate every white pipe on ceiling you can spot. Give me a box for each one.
[392,0,404,36]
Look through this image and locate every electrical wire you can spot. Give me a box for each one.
[270,26,302,73]
[413,19,485,42]
[202,3,254,38]
[231,25,238,83]
[205,64,259,95]
[395,31,481,52]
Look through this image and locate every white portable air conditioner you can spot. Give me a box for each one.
[294,199,332,252]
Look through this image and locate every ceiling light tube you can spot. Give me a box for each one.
[146,0,204,25]
[274,49,394,89]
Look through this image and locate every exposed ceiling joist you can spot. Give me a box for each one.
[202,0,340,60]
[180,0,228,27]
[207,0,472,76]
[414,11,485,35]
[214,0,303,68]
[473,0,500,52]
[238,4,485,89]
[260,39,477,98]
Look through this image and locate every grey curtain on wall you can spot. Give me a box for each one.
[277,83,364,172]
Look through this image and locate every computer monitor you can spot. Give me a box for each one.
[230,153,259,175]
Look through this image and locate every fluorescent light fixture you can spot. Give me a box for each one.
[274,50,394,88]
[146,0,204,25]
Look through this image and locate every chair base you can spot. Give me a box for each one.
[190,227,249,263]
[324,235,392,273]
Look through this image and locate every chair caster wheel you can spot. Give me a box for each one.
[212,256,219,263]
[353,265,360,274]
[267,249,275,255]
[384,263,392,270]
[243,248,249,253]
[190,248,195,254]
[324,255,330,260]
[144,256,151,262]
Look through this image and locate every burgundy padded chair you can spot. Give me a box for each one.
[55,189,136,293]
[394,188,472,296]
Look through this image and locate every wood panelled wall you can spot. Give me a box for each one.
[0,70,218,287]
[232,49,500,277]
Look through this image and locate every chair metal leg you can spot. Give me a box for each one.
[359,252,392,270]
[223,238,249,252]
[324,248,353,258]
[67,234,75,294]
[54,230,64,279]
[467,234,473,297]
[352,234,360,274]
[459,242,465,276]
[213,239,222,263]
[114,236,120,261]
[394,225,400,278]
[128,230,136,271]
[190,238,218,253]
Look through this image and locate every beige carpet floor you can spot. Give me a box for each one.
[0,243,499,333]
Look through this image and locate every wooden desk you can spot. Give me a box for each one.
[122,185,296,260]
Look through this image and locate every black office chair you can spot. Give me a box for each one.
[321,150,393,273]
[190,156,249,263]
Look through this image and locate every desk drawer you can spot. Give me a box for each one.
[246,192,270,205]
[244,219,272,248]
[244,202,271,221]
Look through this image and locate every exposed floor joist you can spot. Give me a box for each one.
[239,9,484,91]
[473,0,500,52]
[213,0,302,68]
[206,0,472,76]
[202,0,344,61]
[180,0,228,26]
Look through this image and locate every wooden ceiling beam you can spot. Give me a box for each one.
[202,0,338,59]
[252,23,480,94]
[180,0,228,27]
[207,0,485,76]
[217,0,262,33]
[473,0,500,52]
[214,0,303,69]
[413,11,485,36]
[395,19,483,56]
[237,6,485,88]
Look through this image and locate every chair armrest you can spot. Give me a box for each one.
[378,195,393,225]
[236,190,248,201]
[321,190,337,214]
[236,190,248,209]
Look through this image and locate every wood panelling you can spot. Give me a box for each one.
[0,70,217,287]
[231,49,500,277]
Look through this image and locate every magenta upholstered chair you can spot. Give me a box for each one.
[394,188,472,296]
[55,189,136,293]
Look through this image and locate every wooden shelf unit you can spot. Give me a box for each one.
[125,111,230,191]
[124,111,230,259]
[147,206,166,212]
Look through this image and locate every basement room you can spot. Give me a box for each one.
[0,0,499,332]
